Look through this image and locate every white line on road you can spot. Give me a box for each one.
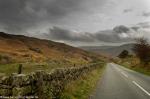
[112,66,121,72]
[116,68,121,72]
[121,72,128,78]
[132,81,150,96]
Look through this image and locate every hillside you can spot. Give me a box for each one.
[80,43,135,56]
[0,32,100,64]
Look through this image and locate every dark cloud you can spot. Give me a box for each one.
[137,22,150,28]
[0,0,149,46]
[0,0,83,33]
[123,9,133,13]
[94,26,133,42]
[142,12,150,17]
[131,26,140,31]
[94,33,125,43]
[113,25,130,33]
[46,26,94,42]
[44,26,133,43]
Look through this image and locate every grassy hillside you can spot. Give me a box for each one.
[0,32,105,75]
[0,32,103,63]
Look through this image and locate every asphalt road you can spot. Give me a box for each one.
[91,63,150,99]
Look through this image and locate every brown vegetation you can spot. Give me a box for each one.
[116,38,150,75]
[133,38,150,65]
[0,32,103,64]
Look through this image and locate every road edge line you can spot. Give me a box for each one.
[132,81,150,96]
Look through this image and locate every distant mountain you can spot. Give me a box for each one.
[0,32,101,64]
[80,43,135,56]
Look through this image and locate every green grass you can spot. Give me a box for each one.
[0,63,18,75]
[0,61,102,76]
[132,67,150,76]
[120,62,150,76]
[0,61,81,76]
[60,63,106,99]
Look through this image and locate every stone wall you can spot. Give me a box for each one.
[0,62,103,99]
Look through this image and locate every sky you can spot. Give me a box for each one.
[0,0,150,46]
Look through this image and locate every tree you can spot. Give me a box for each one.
[118,50,129,58]
[133,38,150,65]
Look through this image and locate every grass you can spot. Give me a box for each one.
[120,62,150,76]
[0,61,85,76]
[118,57,150,76]
[0,60,102,76]
[60,63,106,99]
[0,63,18,75]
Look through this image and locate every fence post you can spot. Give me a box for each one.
[18,64,22,74]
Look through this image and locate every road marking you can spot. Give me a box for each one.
[115,68,120,72]
[132,81,150,96]
[113,65,121,72]
[121,72,128,78]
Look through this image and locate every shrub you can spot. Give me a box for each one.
[133,38,150,65]
[29,47,42,53]
[118,50,129,58]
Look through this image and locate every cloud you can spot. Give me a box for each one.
[94,32,127,43]
[142,12,150,17]
[0,0,83,33]
[137,22,150,28]
[123,9,133,13]
[43,25,133,44]
[131,26,140,31]
[0,0,109,33]
[0,0,148,35]
[44,23,150,45]
[0,0,149,46]
[46,26,94,42]
[126,22,150,39]
[113,25,130,34]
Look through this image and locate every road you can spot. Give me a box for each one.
[91,63,150,99]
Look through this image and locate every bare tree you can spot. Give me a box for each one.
[133,38,150,65]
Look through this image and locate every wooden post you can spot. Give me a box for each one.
[18,64,22,74]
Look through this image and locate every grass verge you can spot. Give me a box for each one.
[120,62,150,76]
[60,63,106,99]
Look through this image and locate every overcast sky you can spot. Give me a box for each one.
[0,0,150,46]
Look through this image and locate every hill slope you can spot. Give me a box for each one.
[80,43,135,56]
[0,32,100,64]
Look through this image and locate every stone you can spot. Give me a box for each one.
[12,86,32,96]
[0,88,12,96]
[12,74,30,87]
[1,76,12,85]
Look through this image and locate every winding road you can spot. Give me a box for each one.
[91,63,150,99]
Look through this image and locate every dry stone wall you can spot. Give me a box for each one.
[0,62,103,99]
